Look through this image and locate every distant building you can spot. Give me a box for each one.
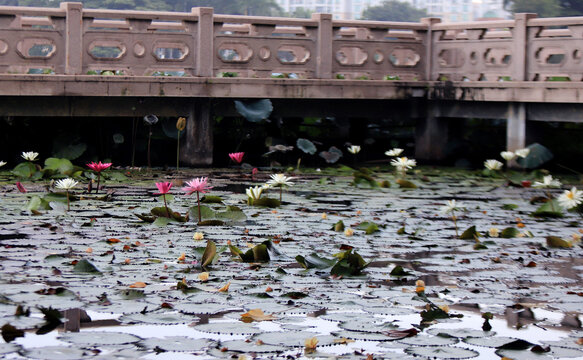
[277,0,509,21]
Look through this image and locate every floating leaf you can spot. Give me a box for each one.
[44,158,74,175]
[1,324,24,343]
[546,236,572,248]
[189,205,216,221]
[460,226,479,240]
[319,146,342,163]
[532,200,563,218]
[201,240,217,269]
[73,259,101,274]
[141,337,214,352]
[241,244,270,263]
[502,204,518,210]
[240,308,276,322]
[405,346,479,359]
[22,346,87,360]
[358,221,381,234]
[496,339,534,350]
[500,227,519,238]
[396,179,417,189]
[58,331,141,345]
[295,253,336,270]
[201,195,223,204]
[332,220,345,232]
[516,143,553,169]
[12,162,37,178]
[331,249,368,276]
[390,265,411,277]
[251,198,281,208]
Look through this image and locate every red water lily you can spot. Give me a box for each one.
[86,161,112,194]
[229,152,244,164]
[86,161,112,173]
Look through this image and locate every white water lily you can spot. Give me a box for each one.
[440,200,464,214]
[385,148,403,157]
[246,186,264,200]
[266,174,294,188]
[193,232,204,241]
[21,151,39,161]
[489,228,500,238]
[500,151,515,161]
[515,148,530,158]
[0,161,6,167]
[533,175,561,188]
[484,159,503,171]
[390,157,416,173]
[55,178,78,190]
[558,187,583,209]
[347,145,361,154]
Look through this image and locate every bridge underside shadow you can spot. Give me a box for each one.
[2,95,582,166]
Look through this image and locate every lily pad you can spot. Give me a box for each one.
[21,346,88,360]
[405,346,479,359]
[193,321,262,335]
[58,331,141,345]
[141,337,214,352]
[297,138,317,155]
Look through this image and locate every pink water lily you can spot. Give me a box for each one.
[183,177,213,223]
[86,161,112,193]
[155,182,172,195]
[155,181,172,217]
[229,152,244,164]
[182,177,213,195]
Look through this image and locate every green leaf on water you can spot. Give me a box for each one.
[460,226,479,240]
[501,204,518,210]
[189,205,216,222]
[12,162,37,178]
[153,217,171,227]
[357,221,381,234]
[295,253,336,269]
[201,195,223,204]
[546,236,573,248]
[330,249,368,276]
[44,158,74,175]
[240,244,270,263]
[396,179,417,189]
[73,259,101,274]
[532,200,563,218]
[332,220,345,232]
[25,196,51,211]
[500,227,519,238]
[390,265,411,276]
[201,240,216,269]
[251,197,280,208]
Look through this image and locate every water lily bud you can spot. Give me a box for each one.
[176,117,186,131]
[193,232,204,241]
[489,228,500,238]
[415,280,425,294]
[344,228,354,236]
[198,272,209,282]
[321,213,328,220]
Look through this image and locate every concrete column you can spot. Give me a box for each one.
[415,102,448,161]
[61,2,83,75]
[193,7,214,77]
[512,13,537,81]
[507,102,526,152]
[421,17,441,81]
[312,13,333,79]
[180,99,213,166]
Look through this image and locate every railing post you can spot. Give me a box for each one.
[421,17,440,81]
[512,13,536,81]
[312,13,333,79]
[61,2,83,75]
[193,7,214,77]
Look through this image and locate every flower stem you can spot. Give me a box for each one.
[176,130,181,171]
[66,191,70,211]
[147,130,152,169]
[197,191,201,223]
[96,173,101,194]
[279,187,283,202]
[546,190,556,212]
[163,194,170,218]
[452,212,458,237]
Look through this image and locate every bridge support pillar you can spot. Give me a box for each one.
[415,102,448,161]
[507,102,526,151]
[180,99,213,166]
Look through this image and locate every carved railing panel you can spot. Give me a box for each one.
[527,17,583,81]
[0,7,65,74]
[431,20,515,81]
[0,3,583,83]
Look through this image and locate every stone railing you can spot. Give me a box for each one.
[0,2,581,82]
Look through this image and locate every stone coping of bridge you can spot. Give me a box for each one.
[0,74,581,103]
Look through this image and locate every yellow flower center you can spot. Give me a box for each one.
[567,192,575,200]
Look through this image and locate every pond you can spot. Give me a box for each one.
[0,166,582,359]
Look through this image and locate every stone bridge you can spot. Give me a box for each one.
[0,3,582,165]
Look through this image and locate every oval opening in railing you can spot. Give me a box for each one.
[484,48,512,66]
[437,48,465,68]
[88,41,126,60]
[335,47,368,66]
[153,42,189,61]
[217,43,252,63]
[16,39,55,59]
[277,45,310,64]
[536,47,566,65]
[389,48,421,67]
